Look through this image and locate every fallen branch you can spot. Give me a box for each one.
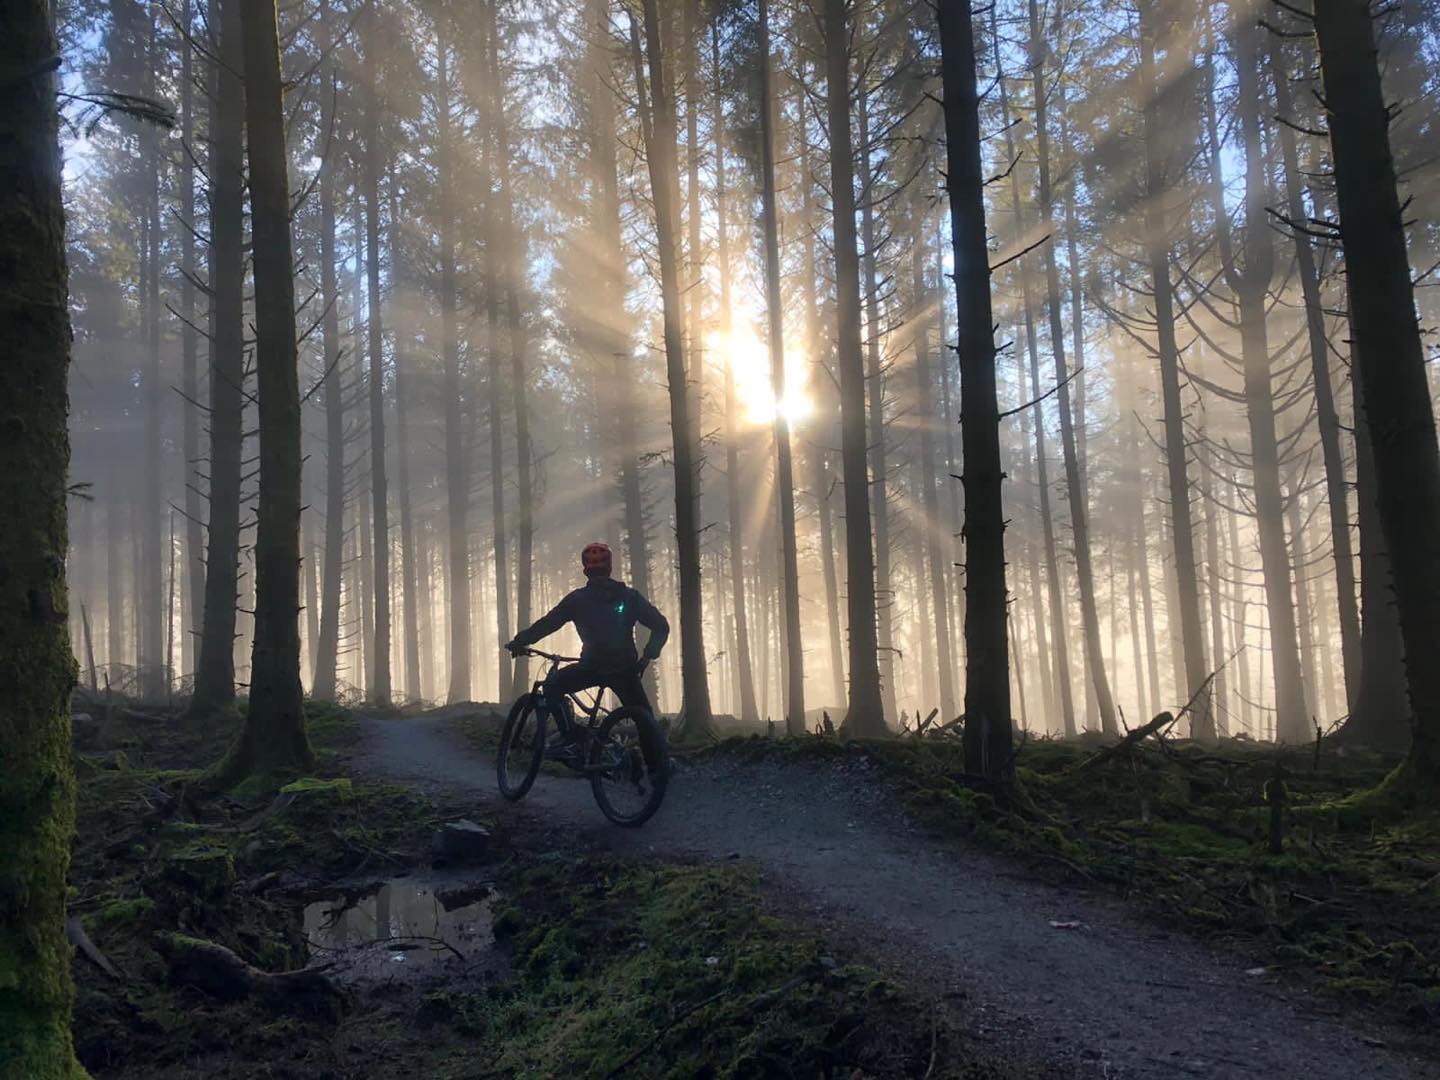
[1072,711,1179,774]
[67,915,119,978]
[1073,658,1232,775]
[915,708,940,738]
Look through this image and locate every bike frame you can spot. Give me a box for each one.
[519,648,623,740]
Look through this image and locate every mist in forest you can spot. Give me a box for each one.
[55,0,1440,744]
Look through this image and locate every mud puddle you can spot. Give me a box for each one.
[303,879,495,983]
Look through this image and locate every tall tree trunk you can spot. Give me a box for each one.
[417,524,435,697]
[938,0,1012,778]
[487,0,533,694]
[311,2,344,701]
[217,0,314,785]
[712,25,759,725]
[1127,513,1145,719]
[179,0,203,682]
[756,0,805,735]
[1315,0,1440,788]
[681,0,704,506]
[1212,7,1308,740]
[1025,271,1074,735]
[857,85,897,722]
[1061,112,1088,495]
[1138,474,1163,711]
[0,3,84,1067]
[1287,482,1321,721]
[1342,369,1409,747]
[108,469,125,676]
[937,224,965,659]
[1137,0,1211,735]
[362,8,391,705]
[1226,474,1255,734]
[1267,35,1361,702]
[141,1,164,699]
[389,189,421,702]
[1029,0,1116,733]
[633,0,713,732]
[1200,440,1229,732]
[822,0,885,734]
[592,0,656,704]
[993,17,1067,733]
[480,9,512,704]
[912,212,957,725]
[188,0,246,722]
[435,10,471,703]
[794,60,846,711]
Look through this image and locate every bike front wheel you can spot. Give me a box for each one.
[587,705,669,827]
[497,693,547,801]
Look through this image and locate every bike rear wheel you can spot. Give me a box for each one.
[587,705,669,826]
[497,693,546,801]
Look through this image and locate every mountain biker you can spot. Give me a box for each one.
[505,542,668,721]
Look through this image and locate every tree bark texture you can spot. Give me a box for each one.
[1315,0,1440,783]
[218,0,315,784]
[938,0,1013,779]
[188,0,246,722]
[0,2,85,1068]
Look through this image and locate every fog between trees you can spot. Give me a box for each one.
[56,0,1440,748]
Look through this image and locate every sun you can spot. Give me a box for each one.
[708,319,814,427]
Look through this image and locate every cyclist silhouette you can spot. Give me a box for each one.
[506,542,669,713]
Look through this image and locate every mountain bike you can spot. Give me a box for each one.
[496,647,670,827]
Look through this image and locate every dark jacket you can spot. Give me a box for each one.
[511,577,669,670]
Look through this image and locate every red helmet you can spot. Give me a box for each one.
[581,542,613,578]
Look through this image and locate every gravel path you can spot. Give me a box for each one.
[353,711,1435,1079]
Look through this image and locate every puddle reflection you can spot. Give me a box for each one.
[304,880,493,976]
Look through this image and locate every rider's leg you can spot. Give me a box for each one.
[611,672,651,712]
[543,664,602,743]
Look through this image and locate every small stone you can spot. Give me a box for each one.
[438,819,491,863]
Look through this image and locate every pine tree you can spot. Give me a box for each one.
[1314,0,1440,795]
[214,0,314,786]
[0,2,86,1069]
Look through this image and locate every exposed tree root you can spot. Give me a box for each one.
[154,932,341,1014]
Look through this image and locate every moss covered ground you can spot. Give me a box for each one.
[68,701,438,1074]
[346,856,1041,1080]
[707,730,1440,1022]
[67,703,1052,1078]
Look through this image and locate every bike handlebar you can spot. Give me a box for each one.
[508,645,579,664]
[506,645,650,677]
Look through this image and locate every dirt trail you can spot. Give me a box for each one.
[354,712,1433,1079]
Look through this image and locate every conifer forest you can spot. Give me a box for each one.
[3,0,1440,1075]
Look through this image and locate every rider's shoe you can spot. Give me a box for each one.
[546,729,586,764]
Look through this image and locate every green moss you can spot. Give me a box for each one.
[92,897,156,930]
[278,776,353,798]
[448,858,1023,1080]
[64,713,446,1075]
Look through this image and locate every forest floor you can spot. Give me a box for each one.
[360,706,1440,1079]
[64,699,1440,1078]
[65,701,1033,1079]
